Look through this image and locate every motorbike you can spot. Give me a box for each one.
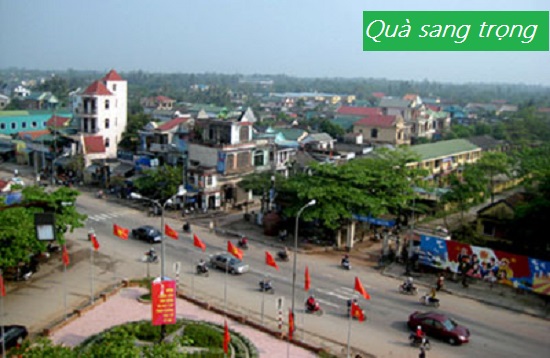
[196,264,209,277]
[409,333,431,350]
[238,237,249,250]
[420,295,440,308]
[341,258,351,270]
[305,301,323,316]
[259,280,274,294]
[47,243,61,253]
[399,283,418,295]
[183,222,191,234]
[142,252,159,264]
[277,250,290,262]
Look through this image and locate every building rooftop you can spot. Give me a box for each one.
[410,139,480,161]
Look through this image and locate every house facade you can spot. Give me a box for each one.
[73,70,127,165]
[352,114,410,146]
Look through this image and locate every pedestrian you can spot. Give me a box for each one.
[436,274,444,291]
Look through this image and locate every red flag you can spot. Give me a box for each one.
[304,266,311,291]
[354,276,370,300]
[288,309,295,340]
[165,224,179,240]
[265,251,279,271]
[223,320,231,354]
[90,234,100,251]
[227,241,243,260]
[113,224,129,240]
[351,301,366,322]
[62,245,70,267]
[193,234,206,252]
[0,274,6,297]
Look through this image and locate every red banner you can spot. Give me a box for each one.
[151,279,176,326]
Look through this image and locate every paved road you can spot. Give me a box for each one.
[1,170,550,357]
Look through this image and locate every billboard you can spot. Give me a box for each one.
[418,236,550,296]
[151,278,177,325]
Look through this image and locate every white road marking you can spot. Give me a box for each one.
[316,299,339,308]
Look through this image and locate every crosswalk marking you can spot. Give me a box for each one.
[86,212,122,222]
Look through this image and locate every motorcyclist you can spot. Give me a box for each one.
[404,277,415,292]
[415,325,425,343]
[239,236,249,247]
[197,258,208,273]
[260,278,272,291]
[436,274,444,291]
[341,254,350,267]
[279,247,289,260]
[425,288,438,305]
[306,295,317,311]
[146,247,157,261]
[347,298,358,316]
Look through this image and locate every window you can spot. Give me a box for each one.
[32,121,37,128]
[0,123,5,130]
[113,84,117,91]
[105,118,110,129]
[206,176,213,186]
[105,99,110,109]
[21,122,27,129]
[239,126,250,142]
[11,122,16,129]
[483,223,495,236]
[105,138,110,147]
[254,150,265,166]
[370,128,378,138]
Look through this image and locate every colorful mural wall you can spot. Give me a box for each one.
[418,235,550,296]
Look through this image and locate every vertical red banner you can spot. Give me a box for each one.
[151,278,176,326]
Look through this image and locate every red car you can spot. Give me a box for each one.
[407,311,470,345]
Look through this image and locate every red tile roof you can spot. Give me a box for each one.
[156,95,174,102]
[17,129,50,140]
[103,69,123,81]
[372,92,385,98]
[354,115,397,128]
[83,136,106,154]
[403,94,419,101]
[83,80,113,96]
[46,115,71,128]
[426,105,441,112]
[157,117,190,131]
[336,106,381,116]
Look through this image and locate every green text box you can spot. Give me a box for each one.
[363,11,549,51]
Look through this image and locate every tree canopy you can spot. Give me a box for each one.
[0,186,87,270]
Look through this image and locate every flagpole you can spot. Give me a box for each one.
[224,260,228,315]
[90,246,94,304]
[1,273,5,358]
[261,274,267,325]
[1,294,5,358]
[191,258,195,299]
[346,294,356,358]
[63,262,67,319]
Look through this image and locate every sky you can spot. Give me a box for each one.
[0,0,548,86]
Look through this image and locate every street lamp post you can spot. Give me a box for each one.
[287,199,316,355]
[130,185,185,340]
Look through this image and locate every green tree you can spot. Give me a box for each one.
[476,151,511,203]
[280,148,425,243]
[119,113,152,150]
[134,165,183,201]
[319,120,345,139]
[0,186,87,270]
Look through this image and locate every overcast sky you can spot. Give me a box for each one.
[0,0,548,85]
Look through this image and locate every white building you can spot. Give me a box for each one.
[13,85,31,98]
[73,70,127,164]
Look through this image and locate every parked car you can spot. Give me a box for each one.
[131,225,162,243]
[0,325,28,354]
[210,253,249,274]
[407,311,470,345]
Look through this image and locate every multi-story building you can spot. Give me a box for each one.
[352,114,410,146]
[73,70,127,165]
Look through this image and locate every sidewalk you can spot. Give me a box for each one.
[382,262,550,319]
[50,287,317,358]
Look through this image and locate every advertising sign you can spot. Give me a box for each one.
[151,278,176,325]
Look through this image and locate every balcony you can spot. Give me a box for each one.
[149,143,170,152]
